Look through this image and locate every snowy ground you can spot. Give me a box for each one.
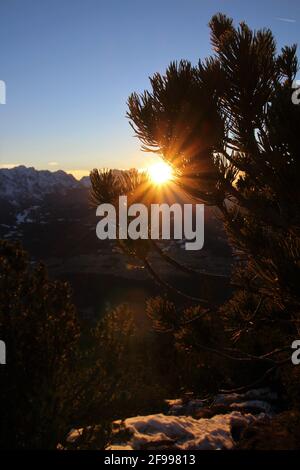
[65,388,277,450]
[108,411,260,450]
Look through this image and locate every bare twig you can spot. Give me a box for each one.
[143,257,213,306]
[219,358,291,394]
[194,341,277,365]
[150,239,229,281]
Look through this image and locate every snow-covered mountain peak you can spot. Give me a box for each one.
[0,165,85,206]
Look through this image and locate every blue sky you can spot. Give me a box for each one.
[0,0,299,178]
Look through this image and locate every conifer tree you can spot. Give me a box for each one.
[91,14,300,387]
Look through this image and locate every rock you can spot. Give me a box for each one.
[238,410,300,450]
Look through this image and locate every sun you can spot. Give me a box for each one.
[147,160,174,185]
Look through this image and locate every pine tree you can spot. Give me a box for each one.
[91,14,300,389]
[0,240,84,448]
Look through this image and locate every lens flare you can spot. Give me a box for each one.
[148,160,173,185]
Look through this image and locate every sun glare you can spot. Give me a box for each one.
[148,160,173,185]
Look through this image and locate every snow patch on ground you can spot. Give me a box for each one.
[213,387,278,405]
[108,411,262,450]
[66,428,84,443]
[16,209,31,224]
[166,398,207,416]
[64,388,277,450]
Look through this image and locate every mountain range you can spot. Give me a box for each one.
[0,166,91,206]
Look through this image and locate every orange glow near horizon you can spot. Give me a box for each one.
[67,169,90,180]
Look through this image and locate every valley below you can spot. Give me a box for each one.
[0,166,234,322]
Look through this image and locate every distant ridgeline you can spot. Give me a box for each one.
[0,166,137,207]
[0,166,89,207]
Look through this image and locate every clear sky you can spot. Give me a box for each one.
[0,0,299,178]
